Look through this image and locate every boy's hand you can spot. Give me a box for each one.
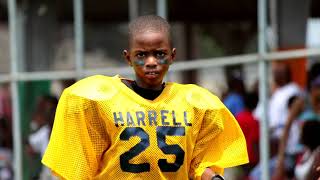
[201,168,224,180]
[201,168,214,180]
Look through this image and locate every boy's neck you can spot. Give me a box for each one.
[135,80,164,91]
[121,79,165,100]
[132,81,165,100]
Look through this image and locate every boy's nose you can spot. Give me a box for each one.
[145,56,157,68]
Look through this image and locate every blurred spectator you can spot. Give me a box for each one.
[269,63,301,138]
[29,95,58,132]
[299,74,320,121]
[273,64,320,180]
[50,79,76,98]
[0,147,13,180]
[0,83,13,180]
[0,83,12,122]
[236,92,260,170]
[273,95,305,180]
[253,63,304,180]
[249,137,280,180]
[296,75,320,180]
[0,83,12,149]
[0,117,11,150]
[295,120,320,180]
[0,117,12,180]
[315,165,320,179]
[254,63,301,139]
[307,62,320,91]
[223,70,245,116]
[26,95,58,180]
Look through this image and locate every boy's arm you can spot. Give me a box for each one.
[42,90,110,179]
[190,95,248,180]
[201,168,224,180]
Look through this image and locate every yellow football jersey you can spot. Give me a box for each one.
[42,75,248,180]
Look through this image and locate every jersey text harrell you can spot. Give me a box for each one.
[113,110,192,127]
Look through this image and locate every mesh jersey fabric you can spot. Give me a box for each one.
[42,75,248,180]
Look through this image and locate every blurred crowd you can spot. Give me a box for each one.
[0,83,13,180]
[1,62,320,179]
[223,62,320,180]
[0,80,74,180]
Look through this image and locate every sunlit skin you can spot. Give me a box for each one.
[123,31,176,90]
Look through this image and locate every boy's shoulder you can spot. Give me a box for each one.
[64,75,119,100]
[172,83,225,109]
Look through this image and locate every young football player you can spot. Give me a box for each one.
[42,15,248,180]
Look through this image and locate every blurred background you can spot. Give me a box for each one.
[0,0,320,179]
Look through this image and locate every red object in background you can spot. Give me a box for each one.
[236,110,260,165]
[0,84,12,122]
[275,48,307,89]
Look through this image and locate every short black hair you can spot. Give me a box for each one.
[244,92,258,111]
[128,15,171,47]
[308,63,320,90]
[300,120,320,151]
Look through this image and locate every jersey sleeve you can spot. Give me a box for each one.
[42,89,110,179]
[190,95,248,179]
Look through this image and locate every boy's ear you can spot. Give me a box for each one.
[170,48,176,64]
[123,50,132,66]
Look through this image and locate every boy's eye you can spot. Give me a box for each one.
[156,52,166,58]
[136,52,146,58]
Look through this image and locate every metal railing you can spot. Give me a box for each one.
[1,48,320,83]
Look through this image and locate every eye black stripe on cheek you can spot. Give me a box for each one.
[134,59,145,66]
[158,58,169,65]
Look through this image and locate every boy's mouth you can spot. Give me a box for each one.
[145,70,159,74]
[146,72,158,75]
[145,71,159,78]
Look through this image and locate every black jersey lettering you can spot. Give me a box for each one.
[113,112,124,127]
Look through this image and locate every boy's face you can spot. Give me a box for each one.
[124,31,176,89]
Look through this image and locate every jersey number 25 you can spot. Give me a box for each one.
[120,127,185,173]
